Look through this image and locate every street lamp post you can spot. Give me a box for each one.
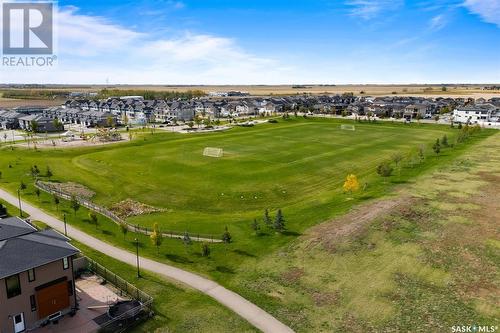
[17,189,22,218]
[63,213,67,236]
[135,238,141,278]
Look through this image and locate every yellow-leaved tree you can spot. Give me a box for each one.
[343,174,360,194]
[150,223,163,255]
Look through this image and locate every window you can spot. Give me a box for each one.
[62,257,69,270]
[27,268,35,282]
[67,280,73,296]
[30,295,37,311]
[5,274,21,298]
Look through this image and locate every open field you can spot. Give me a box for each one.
[1,84,499,101]
[0,118,473,234]
[0,97,63,108]
[233,132,500,332]
[0,118,495,332]
[73,241,258,333]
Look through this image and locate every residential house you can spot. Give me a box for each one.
[0,110,23,130]
[0,217,80,333]
[18,114,59,132]
[453,104,498,124]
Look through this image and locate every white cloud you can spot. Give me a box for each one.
[166,1,186,10]
[57,7,145,56]
[463,0,500,27]
[429,14,448,30]
[1,6,295,84]
[346,0,404,19]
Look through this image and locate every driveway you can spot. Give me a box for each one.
[0,187,294,333]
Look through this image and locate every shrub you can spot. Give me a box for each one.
[377,162,393,177]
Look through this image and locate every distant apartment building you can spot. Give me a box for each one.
[0,217,79,333]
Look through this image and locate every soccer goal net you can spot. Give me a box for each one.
[340,124,356,131]
[203,147,224,158]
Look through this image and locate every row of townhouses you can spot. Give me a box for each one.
[1,96,499,131]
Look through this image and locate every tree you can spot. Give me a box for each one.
[274,209,285,232]
[377,162,393,177]
[30,165,40,179]
[222,226,232,244]
[441,134,449,147]
[150,223,163,255]
[263,209,272,227]
[118,222,128,238]
[251,218,261,235]
[183,231,192,246]
[0,171,2,179]
[194,115,202,128]
[70,196,80,216]
[391,152,404,175]
[30,121,39,133]
[201,243,211,257]
[432,138,441,155]
[418,145,425,162]
[342,174,360,194]
[35,188,41,201]
[46,166,53,179]
[53,194,60,210]
[0,203,6,216]
[19,181,27,191]
[88,212,98,229]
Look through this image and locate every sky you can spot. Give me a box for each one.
[1,0,499,84]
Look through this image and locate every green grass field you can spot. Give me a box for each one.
[0,118,471,233]
[0,117,495,331]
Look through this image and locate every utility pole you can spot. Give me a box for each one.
[63,213,67,236]
[17,189,22,217]
[135,238,141,278]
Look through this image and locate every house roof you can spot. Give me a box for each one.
[0,217,79,280]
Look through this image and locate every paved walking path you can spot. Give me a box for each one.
[0,187,294,333]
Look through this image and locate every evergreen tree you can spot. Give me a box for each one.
[432,139,441,155]
[264,209,272,227]
[183,231,192,246]
[274,209,285,232]
[222,226,232,244]
[442,134,448,147]
[35,188,41,201]
[251,218,261,235]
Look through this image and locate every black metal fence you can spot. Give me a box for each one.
[78,256,154,333]
[35,180,221,243]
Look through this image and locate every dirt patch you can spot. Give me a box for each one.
[109,199,165,218]
[311,291,339,307]
[280,267,304,284]
[307,195,414,251]
[40,181,95,199]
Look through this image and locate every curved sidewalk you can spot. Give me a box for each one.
[0,187,294,333]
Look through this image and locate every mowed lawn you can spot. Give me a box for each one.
[1,118,457,234]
